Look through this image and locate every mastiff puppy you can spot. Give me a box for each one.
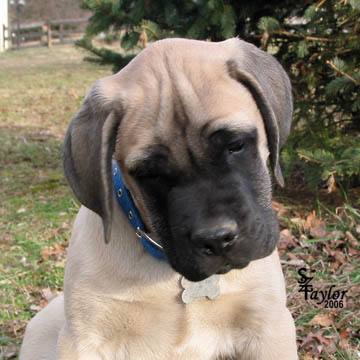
[20,38,298,359]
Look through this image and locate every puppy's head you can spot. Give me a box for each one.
[63,38,292,281]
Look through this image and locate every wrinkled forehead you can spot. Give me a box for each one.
[113,44,267,169]
[117,102,266,173]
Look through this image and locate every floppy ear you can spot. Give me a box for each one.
[63,80,122,243]
[227,39,293,187]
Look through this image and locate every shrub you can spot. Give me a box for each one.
[78,0,360,189]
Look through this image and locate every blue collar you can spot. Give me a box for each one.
[112,159,166,261]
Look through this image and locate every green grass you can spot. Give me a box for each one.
[0,44,111,358]
[0,130,75,353]
[0,44,359,360]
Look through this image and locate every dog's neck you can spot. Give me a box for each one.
[112,159,166,261]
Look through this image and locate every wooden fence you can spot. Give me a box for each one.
[2,18,88,50]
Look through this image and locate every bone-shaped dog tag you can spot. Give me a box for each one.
[181,275,220,304]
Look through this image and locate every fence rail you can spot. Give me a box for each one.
[3,18,88,50]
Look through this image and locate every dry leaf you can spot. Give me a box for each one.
[310,222,328,239]
[31,298,46,307]
[313,332,331,345]
[278,229,297,254]
[41,287,57,302]
[326,174,337,193]
[334,250,347,263]
[32,299,48,310]
[299,330,328,355]
[288,252,301,261]
[345,231,358,248]
[348,247,358,256]
[339,328,350,340]
[329,261,340,272]
[324,244,347,263]
[272,201,288,217]
[305,211,317,231]
[280,229,295,243]
[30,304,42,312]
[310,313,334,327]
[329,230,345,241]
[41,249,50,261]
[338,337,351,352]
[41,243,66,262]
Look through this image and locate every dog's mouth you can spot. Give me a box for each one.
[163,243,256,282]
[216,263,233,275]
[161,228,278,282]
[144,226,258,281]
[172,260,250,282]
[215,261,249,275]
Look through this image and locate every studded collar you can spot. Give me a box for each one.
[112,159,166,261]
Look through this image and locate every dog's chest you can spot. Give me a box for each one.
[174,315,236,359]
[90,294,240,360]
[103,273,256,359]
[124,299,238,360]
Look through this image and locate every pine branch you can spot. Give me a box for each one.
[141,24,160,39]
[298,153,322,163]
[276,30,336,42]
[326,60,360,87]
[316,0,328,10]
[338,13,357,26]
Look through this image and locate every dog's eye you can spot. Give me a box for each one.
[228,140,244,154]
[130,166,178,185]
[209,130,249,156]
[131,170,161,182]
[143,173,162,181]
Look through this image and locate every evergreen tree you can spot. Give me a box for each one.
[78,0,360,189]
[258,0,360,188]
[77,0,296,72]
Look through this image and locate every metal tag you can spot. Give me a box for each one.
[181,275,220,304]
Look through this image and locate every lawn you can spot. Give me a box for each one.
[0,44,112,359]
[0,44,359,360]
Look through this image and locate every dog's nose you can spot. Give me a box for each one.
[190,220,238,256]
